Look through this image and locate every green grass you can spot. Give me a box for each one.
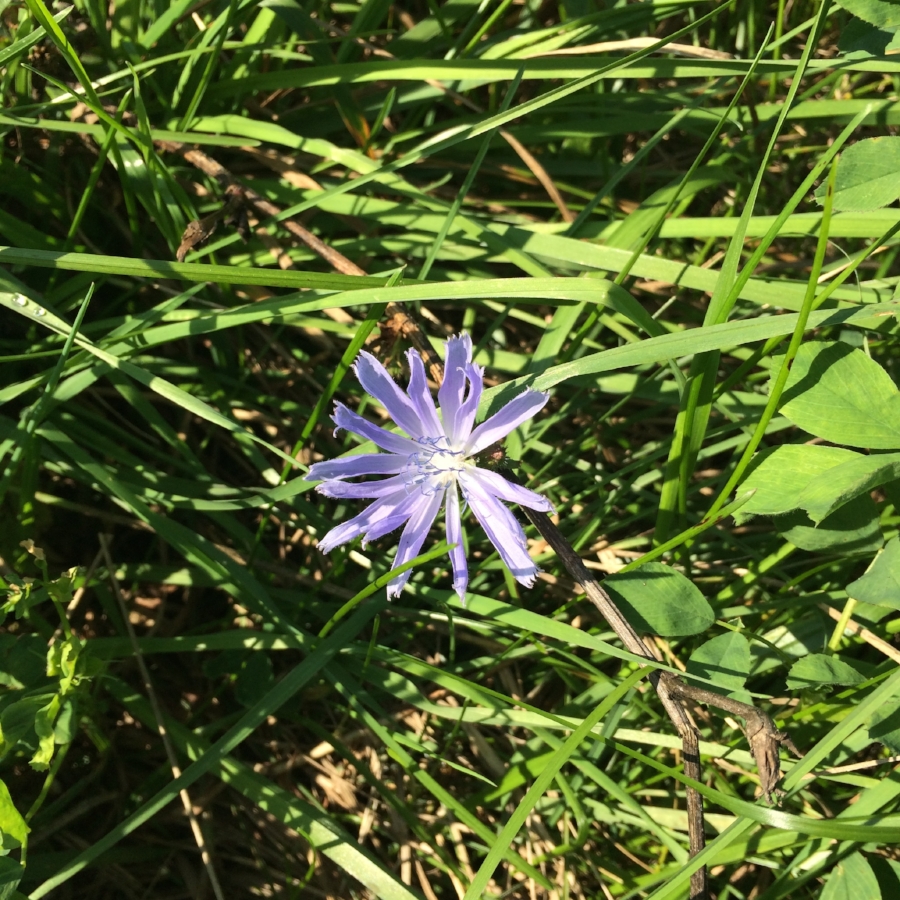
[2,0,900,898]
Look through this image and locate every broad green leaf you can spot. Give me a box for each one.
[0,856,24,900]
[863,696,900,753]
[774,494,883,555]
[0,780,28,846]
[819,851,881,900]
[603,563,715,637]
[686,632,752,693]
[780,342,900,449]
[751,617,829,679]
[871,858,900,896]
[816,136,900,210]
[53,698,78,744]
[834,0,900,28]
[31,695,60,770]
[0,634,47,689]
[798,451,900,523]
[735,444,860,523]
[839,17,900,57]
[0,694,52,757]
[847,537,900,608]
[786,653,866,690]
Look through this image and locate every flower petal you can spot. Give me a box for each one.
[354,351,425,439]
[306,453,407,482]
[316,488,415,553]
[465,389,549,456]
[438,333,473,445]
[405,348,443,437]
[450,362,483,447]
[464,467,554,513]
[316,473,411,499]
[386,488,444,599]
[460,472,539,587]
[363,489,430,545]
[445,485,468,602]
[333,402,420,456]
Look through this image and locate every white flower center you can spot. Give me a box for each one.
[406,438,473,490]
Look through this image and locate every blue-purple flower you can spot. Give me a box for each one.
[305,333,554,601]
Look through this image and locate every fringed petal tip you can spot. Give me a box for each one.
[351,349,376,372]
[443,331,473,357]
[330,402,344,438]
[304,462,327,483]
[512,566,540,590]
[385,565,417,600]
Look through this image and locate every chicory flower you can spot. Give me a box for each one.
[305,333,553,601]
